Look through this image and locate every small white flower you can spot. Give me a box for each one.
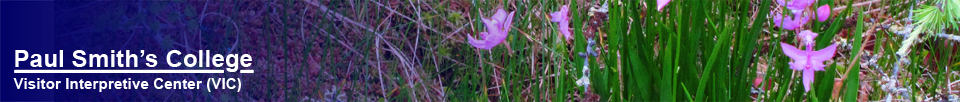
[576,65,591,87]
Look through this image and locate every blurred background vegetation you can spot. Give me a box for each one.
[54,0,959,101]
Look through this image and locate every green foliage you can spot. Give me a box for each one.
[844,9,865,102]
[605,0,770,101]
[912,0,960,35]
[398,0,956,101]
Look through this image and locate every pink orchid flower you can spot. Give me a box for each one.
[550,5,573,40]
[656,0,671,11]
[780,30,838,92]
[777,0,832,22]
[468,9,515,50]
[772,14,810,30]
[786,0,814,11]
[797,30,818,45]
[777,0,814,15]
[817,5,831,22]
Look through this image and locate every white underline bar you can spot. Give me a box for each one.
[14,70,225,73]
[239,70,254,73]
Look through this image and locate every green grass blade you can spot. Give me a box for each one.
[843,8,865,102]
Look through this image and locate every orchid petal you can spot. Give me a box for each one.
[796,15,810,26]
[782,17,797,30]
[492,9,508,22]
[772,14,811,30]
[809,43,838,62]
[786,0,813,11]
[798,30,819,45]
[468,33,481,42]
[798,30,819,39]
[781,43,808,63]
[657,0,671,11]
[559,20,572,40]
[550,5,569,22]
[550,11,565,22]
[550,5,571,40]
[468,9,515,49]
[791,9,804,16]
[502,11,515,33]
[810,61,828,71]
[802,69,815,92]
[817,5,831,22]
[782,43,811,71]
[481,18,503,40]
[773,14,784,24]
[479,32,490,40]
[773,14,787,29]
[467,35,493,50]
[485,36,507,49]
[789,62,807,70]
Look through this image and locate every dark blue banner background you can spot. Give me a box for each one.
[3,1,58,101]
[3,1,252,101]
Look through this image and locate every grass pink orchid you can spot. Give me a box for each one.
[786,0,814,10]
[468,9,515,50]
[550,5,573,40]
[780,30,838,92]
[772,14,810,30]
[817,5,831,22]
[778,0,814,15]
[798,30,818,45]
